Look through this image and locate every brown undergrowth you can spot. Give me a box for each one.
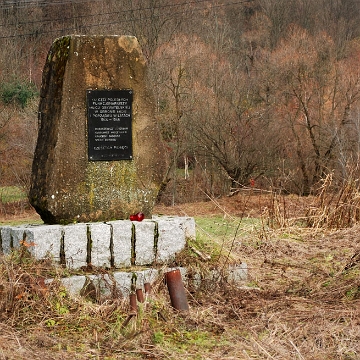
[0,188,359,359]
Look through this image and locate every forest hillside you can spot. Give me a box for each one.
[2,0,360,204]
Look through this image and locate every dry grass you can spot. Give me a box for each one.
[0,188,360,359]
[306,173,360,230]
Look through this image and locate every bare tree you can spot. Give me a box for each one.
[121,0,183,62]
[265,27,360,193]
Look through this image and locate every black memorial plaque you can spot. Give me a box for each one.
[87,89,133,161]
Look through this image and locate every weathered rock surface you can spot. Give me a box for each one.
[29,35,165,224]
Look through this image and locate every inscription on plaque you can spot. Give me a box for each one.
[87,89,133,161]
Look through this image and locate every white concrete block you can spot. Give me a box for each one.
[227,263,248,283]
[63,223,88,269]
[0,226,12,254]
[9,226,29,249]
[93,273,119,298]
[113,271,133,296]
[134,221,155,265]
[55,271,160,298]
[22,225,62,261]
[50,263,248,298]
[156,219,186,263]
[1,224,61,261]
[59,275,86,296]
[89,222,111,268]
[179,217,196,240]
[152,215,196,239]
[108,220,132,267]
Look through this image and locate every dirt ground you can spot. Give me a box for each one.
[0,193,359,359]
[154,191,311,218]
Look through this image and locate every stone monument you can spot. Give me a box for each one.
[29,35,165,224]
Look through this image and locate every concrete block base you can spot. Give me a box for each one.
[47,264,248,300]
[1,216,249,300]
[0,217,196,269]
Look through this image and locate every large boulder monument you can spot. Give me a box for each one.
[29,35,165,224]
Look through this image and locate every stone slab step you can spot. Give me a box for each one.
[46,264,248,300]
[0,216,195,269]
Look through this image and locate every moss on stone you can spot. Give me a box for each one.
[30,35,165,224]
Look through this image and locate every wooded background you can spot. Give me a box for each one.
[1,0,360,205]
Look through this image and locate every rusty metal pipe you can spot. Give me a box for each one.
[144,282,151,294]
[136,288,144,303]
[165,269,189,311]
[129,293,137,315]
